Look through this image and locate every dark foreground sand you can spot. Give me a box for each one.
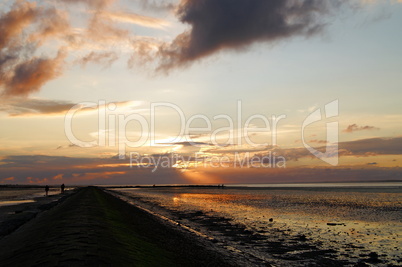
[0,187,234,266]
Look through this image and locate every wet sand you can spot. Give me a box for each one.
[0,187,235,266]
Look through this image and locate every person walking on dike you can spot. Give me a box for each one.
[45,185,49,196]
[61,183,65,193]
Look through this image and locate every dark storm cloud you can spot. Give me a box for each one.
[157,0,346,70]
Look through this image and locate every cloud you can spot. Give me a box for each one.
[0,97,75,116]
[309,139,328,144]
[0,2,69,96]
[198,166,402,185]
[29,8,71,43]
[1,154,401,185]
[1,0,398,95]
[156,0,347,71]
[77,51,119,68]
[224,136,402,162]
[56,143,80,150]
[0,1,37,49]
[0,0,135,96]
[101,11,170,28]
[128,37,162,67]
[59,0,116,10]
[0,155,189,185]
[86,12,129,43]
[138,0,176,12]
[343,124,380,133]
[157,141,212,147]
[0,98,139,117]
[2,50,66,96]
[339,137,402,155]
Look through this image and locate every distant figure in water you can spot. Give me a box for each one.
[61,183,65,193]
[45,185,49,196]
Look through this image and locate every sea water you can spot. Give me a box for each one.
[0,188,45,207]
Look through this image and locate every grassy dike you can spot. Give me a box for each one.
[0,187,231,266]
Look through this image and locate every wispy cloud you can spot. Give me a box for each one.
[0,97,74,117]
[0,98,140,117]
[100,11,170,28]
[59,0,116,9]
[76,51,119,68]
[343,124,380,133]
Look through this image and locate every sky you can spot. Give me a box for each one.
[0,0,401,185]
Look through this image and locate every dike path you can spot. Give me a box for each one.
[0,187,231,266]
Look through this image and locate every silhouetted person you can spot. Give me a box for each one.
[45,185,49,196]
[61,183,65,193]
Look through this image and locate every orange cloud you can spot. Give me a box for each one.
[0,1,37,49]
[0,2,70,96]
[53,174,63,180]
[3,50,66,96]
[100,11,169,28]
[29,8,71,43]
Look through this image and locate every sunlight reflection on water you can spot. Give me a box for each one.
[117,185,401,265]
